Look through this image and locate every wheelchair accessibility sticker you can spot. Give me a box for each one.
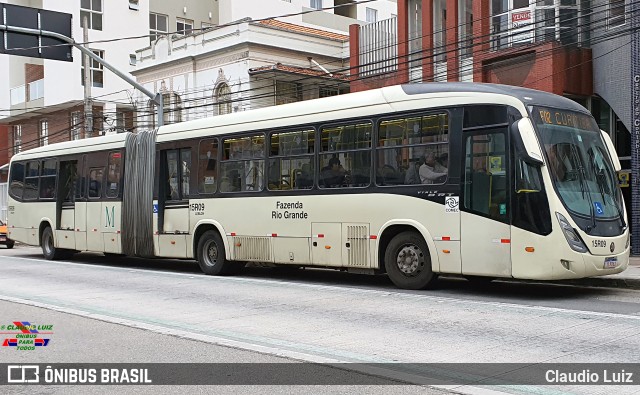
[594,202,604,216]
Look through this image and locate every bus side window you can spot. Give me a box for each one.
[198,139,218,194]
[39,159,57,199]
[89,168,104,199]
[106,151,122,198]
[24,161,40,200]
[9,162,25,200]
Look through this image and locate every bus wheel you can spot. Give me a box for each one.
[5,241,14,249]
[197,230,240,275]
[41,227,69,260]
[384,231,437,290]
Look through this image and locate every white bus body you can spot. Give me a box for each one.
[7,84,629,289]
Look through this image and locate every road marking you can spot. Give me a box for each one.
[2,254,640,322]
[0,294,525,395]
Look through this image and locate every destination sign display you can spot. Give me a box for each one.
[533,107,596,131]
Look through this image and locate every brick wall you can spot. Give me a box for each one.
[480,43,593,97]
[25,64,44,84]
[6,105,134,163]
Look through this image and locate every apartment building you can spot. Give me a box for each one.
[132,0,398,127]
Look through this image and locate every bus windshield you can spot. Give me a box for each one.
[531,107,624,230]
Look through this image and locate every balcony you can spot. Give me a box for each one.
[9,79,44,106]
[357,17,397,78]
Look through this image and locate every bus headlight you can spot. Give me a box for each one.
[626,232,630,249]
[556,212,588,253]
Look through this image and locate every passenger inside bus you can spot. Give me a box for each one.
[405,158,422,184]
[321,157,347,187]
[419,152,447,184]
[294,163,313,189]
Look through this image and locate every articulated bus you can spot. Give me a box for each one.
[7,83,629,289]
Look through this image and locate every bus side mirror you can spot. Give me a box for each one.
[600,129,622,172]
[511,118,544,165]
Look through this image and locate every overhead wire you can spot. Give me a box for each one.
[3,2,637,154]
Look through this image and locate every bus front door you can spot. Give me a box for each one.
[460,131,512,277]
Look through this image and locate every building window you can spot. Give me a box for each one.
[310,0,323,10]
[80,0,103,31]
[149,13,168,43]
[81,50,104,88]
[176,17,194,35]
[366,7,378,23]
[12,125,22,154]
[70,112,82,140]
[39,120,49,146]
[608,0,626,29]
[276,81,302,105]
[319,86,339,97]
[215,83,232,115]
[163,92,182,124]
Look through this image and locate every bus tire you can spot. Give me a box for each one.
[41,227,71,260]
[384,231,437,290]
[5,241,14,249]
[196,230,239,275]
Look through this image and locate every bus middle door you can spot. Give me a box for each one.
[460,129,512,278]
[158,147,191,258]
[74,156,88,251]
[56,159,77,250]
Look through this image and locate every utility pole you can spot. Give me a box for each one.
[82,15,93,138]
[0,20,163,128]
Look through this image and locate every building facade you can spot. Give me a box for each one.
[132,0,398,127]
[0,0,150,162]
[348,0,633,220]
[132,19,351,129]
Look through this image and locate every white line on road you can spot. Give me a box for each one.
[0,294,528,395]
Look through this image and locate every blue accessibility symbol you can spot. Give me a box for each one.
[153,204,158,214]
[593,202,604,216]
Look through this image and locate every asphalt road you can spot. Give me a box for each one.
[1,246,639,395]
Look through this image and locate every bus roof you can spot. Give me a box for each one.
[399,83,589,114]
[11,132,127,162]
[9,83,588,161]
[155,82,588,142]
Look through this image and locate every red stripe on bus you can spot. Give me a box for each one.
[271,233,278,237]
[442,236,451,241]
[317,234,324,238]
[501,239,511,244]
[230,232,236,236]
[370,235,377,239]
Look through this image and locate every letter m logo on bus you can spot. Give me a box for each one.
[105,206,116,228]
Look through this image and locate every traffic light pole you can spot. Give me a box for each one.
[0,23,164,127]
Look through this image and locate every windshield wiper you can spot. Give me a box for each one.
[570,144,596,233]
[589,149,626,230]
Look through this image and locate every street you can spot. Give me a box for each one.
[0,246,639,394]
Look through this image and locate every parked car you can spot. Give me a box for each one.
[0,220,14,249]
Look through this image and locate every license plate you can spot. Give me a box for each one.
[604,257,618,269]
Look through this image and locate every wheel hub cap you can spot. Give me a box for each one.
[397,245,423,275]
